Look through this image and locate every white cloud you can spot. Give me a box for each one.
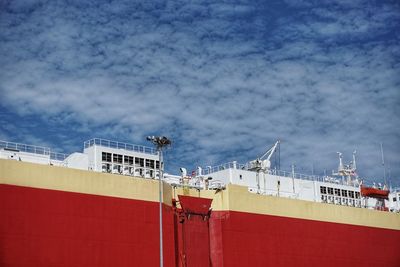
[0,0,399,184]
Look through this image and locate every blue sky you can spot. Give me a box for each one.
[0,0,399,186]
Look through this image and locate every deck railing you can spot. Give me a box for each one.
[201,161,359,186]
[0,140,68,161]
[84,138,158,155]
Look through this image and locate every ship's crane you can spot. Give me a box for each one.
[248,140,280,172]
[248,140,280,194]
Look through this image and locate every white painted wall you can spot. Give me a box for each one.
[0,149,50,165]
[63,153,89,170]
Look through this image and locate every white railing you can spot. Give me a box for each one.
[0,140,68,161]
[50,152,69,161]
[201,162,247,175]
[201,161,359,187]
[84,138,157,155]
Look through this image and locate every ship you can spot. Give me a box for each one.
[1,138,399,267]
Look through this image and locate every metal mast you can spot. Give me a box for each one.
[380,142,387,187]
[146,136,171,267]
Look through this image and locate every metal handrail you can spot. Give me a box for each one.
[0,140,68,161]
[201,161,360,187]
[84,138,158,155]
[50,152,68,161]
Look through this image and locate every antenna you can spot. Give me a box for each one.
[291,163,296,193]
[274,140,281,172]
[277,141,281,170]
[311,162,314,176]
[380,143,387,186]
[352,150,357,171]
[337,152,343,172]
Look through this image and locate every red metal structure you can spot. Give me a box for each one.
[174,195,213,267]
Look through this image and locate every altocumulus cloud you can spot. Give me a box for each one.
[0,0,399,185]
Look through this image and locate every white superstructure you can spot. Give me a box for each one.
[194,161,362,205]
[0,138,160,178]
[177,141,399,212]
[1,138,398,212]
[0,140,68,166]
[83,138,160,178]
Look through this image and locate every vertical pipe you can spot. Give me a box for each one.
[159,148,164,267]
[256,171,260,194]
[263,172,266,195]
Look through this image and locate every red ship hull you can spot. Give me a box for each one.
[209,211,400,267]
[0,184,176,267]
[1,160,400,267]
[2,184,400,267]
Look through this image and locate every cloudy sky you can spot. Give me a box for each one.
[0,0,399,186]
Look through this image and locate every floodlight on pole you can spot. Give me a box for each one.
[146,135,171,267]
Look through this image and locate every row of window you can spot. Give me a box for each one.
[102,152,159,169]
[321,195,361,207]
[320,186,360,199]
[101,163,159,178]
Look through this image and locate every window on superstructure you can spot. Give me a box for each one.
[156,161,160,169]
[113,154,123,164]
[113,164,122,174]
[349,191,355,198]
[341,190,348,197]
[393,197,397,202]
[334,188,340,196]
[327,187,333,195]
[138,158,144,167]
[102,163,111,173]
[146,159,154,169]
[102,152,112,162]
[355,192,360,199]
[124,155,134,165]
[320,186,327,194]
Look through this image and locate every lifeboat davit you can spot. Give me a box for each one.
[360,186,389,199]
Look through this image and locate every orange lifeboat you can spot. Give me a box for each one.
[360,186,389,199]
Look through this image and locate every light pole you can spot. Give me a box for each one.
[146,136,171,267]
